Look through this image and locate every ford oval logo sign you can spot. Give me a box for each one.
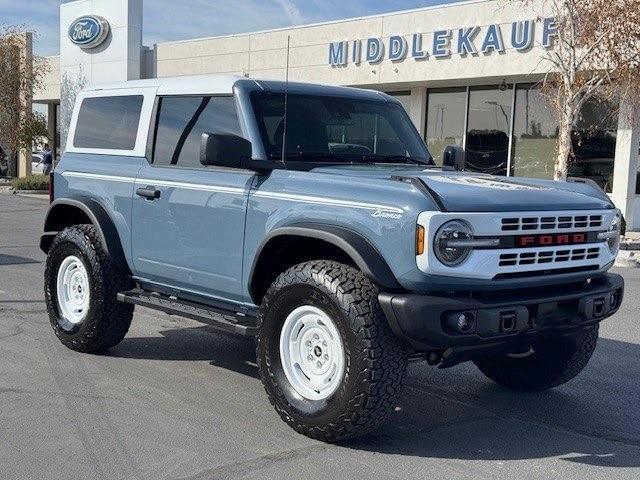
[68,16,110,49]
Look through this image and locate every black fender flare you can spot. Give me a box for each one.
[249,223,402,300]
[41,197,131,274]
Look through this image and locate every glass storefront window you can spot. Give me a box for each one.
[424,85,619,189]
[466,85,513,176]
[569,96,618,193]
[426,88,466,165]
[511,85,558,179]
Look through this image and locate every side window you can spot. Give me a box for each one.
[153,96,242,168]
[74,95,143,150]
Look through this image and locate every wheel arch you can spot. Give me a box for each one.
[41,197,131,274]
[248,223,402,304]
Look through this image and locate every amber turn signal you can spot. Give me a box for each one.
[416,225,425,255]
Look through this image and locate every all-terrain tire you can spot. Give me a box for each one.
[256,260,408,443]
[44,224,134,353]
[474,325,599,391]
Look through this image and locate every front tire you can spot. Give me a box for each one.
[44,225,134,353]
[257,260,407,442]
[474,325,599,391]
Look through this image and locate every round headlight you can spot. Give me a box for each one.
[434,220,473,266]
[608,214,621,255]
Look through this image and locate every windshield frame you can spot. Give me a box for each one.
[247,89,434,168]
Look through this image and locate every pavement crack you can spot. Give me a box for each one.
[0,306,46,315]
[178,444,332,480]
[0,386,119,401]
[0,321,26,340]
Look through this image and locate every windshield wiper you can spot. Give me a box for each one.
[359,155,431,166]
[268,152,433,167]
[269,152,342,162]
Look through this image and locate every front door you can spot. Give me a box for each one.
[131,95,254,303]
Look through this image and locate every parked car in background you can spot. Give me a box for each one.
[32,153,45,175]
[464,129,510,176]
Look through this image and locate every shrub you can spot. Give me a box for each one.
[11,174,49,191]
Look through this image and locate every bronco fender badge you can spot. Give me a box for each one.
[371,209,403,220]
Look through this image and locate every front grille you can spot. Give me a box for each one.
[499,247,600,267]
[494,265,600,280]
[501,215,603,232]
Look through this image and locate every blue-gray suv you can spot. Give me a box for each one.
[41,75,624,442]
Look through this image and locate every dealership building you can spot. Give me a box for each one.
[33,0,640,228]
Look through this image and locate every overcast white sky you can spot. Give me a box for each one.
[1,0,461,56]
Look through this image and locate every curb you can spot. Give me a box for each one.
[615,250,640,268]
[0,188,47,195]
[11,190,48,195]
[0,188,49,199]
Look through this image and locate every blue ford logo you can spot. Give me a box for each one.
[68,16,110,49]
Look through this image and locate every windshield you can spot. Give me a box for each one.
[250,92,433,165]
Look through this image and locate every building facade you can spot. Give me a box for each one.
[34,0,640,228]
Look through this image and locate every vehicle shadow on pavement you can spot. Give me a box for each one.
[110,328,640,468]
[347,336,640,469]
[110,325,260,378]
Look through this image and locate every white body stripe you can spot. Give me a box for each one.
[62,171,135,183]
[62,171,403,213]
[136,179,245,195]
[252,191,404,213]
[62,171,245,195]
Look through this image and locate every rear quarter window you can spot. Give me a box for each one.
[73,95,144,150]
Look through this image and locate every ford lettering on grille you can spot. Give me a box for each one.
[516,233,587,247]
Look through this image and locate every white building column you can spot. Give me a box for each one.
[407,87,427,137]
[611,97,640,230]
[59,0,143,151]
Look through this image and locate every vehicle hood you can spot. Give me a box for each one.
[311,165,615,212]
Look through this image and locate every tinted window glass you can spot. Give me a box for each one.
[153,96,242,168]
[251,92,430,163]
[74,96,143,150]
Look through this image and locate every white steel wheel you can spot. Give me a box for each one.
[279,305,345,401]
[56,255,90,325]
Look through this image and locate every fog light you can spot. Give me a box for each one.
[610,292,618,310]
[444,311,476,334]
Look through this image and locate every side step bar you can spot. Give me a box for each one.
[117,289,258,336]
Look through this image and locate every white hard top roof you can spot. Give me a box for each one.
[82,73,389,102]
[83,74,248,96]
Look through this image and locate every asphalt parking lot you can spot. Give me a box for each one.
[1,192,639,480]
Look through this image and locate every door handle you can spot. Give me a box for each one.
[136,186,161,200]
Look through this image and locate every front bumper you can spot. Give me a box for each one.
[379,273,624,360]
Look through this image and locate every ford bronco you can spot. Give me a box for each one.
[41,75,624,442]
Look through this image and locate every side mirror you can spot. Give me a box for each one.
[200,133,252,168]
[442,145,465,171]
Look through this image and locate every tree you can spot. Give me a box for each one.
[522,0,640,181]
[0,26,49,177]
